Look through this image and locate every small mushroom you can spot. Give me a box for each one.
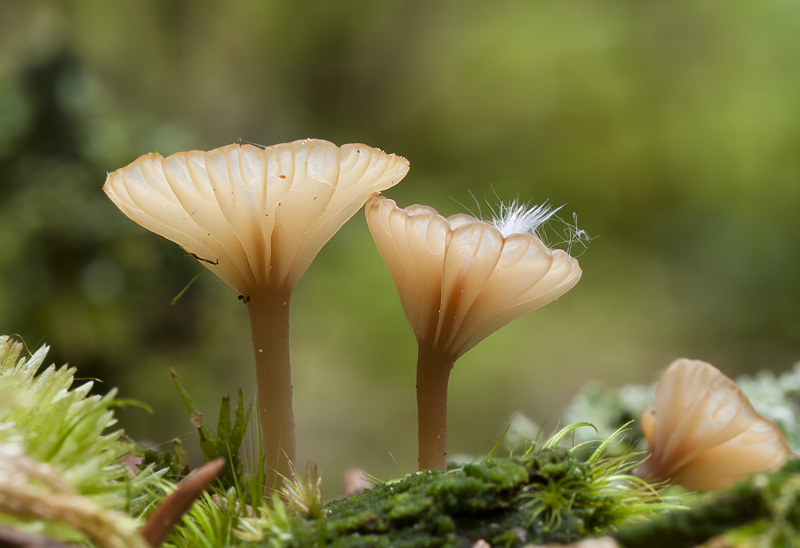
[104,139,409,488]
[365,196,582,470]
[633,358,793,491]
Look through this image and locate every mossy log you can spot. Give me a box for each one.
[613,458,800,548]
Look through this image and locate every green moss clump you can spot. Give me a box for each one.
[319,460,527,546]
[0,335,157,547]
[243,443,665,548]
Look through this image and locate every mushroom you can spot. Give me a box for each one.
[104,139,409,488]
[633,358,793,491]
[365,196,582,470]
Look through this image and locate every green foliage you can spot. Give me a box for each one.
[560,382,655,457]
[140,438,191,480]
[170,367,254,490]
[160,491,239,548]
[282,463,326,520]
[141,375,269,547]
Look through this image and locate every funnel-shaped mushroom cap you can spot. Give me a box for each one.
[634,359,793,491]
[365,196,582,362]
[104,140,410,296]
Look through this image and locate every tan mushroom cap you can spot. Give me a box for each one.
[104,139,410,296]
[365,196,582,361]
[634,358,793,491]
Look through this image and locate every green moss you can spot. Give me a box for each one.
[0,335,157,546]
[243,445,667,548]
[613,459,800,548]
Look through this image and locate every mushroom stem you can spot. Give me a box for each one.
[416,347,454,471]
[247,288,295,491]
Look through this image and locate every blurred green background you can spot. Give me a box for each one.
[1,1,799,494]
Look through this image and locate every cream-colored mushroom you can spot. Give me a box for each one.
[633,358,793,491]
[365,196,582,470]
[104,139,409,488]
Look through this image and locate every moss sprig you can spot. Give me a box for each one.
[0,335,154,547]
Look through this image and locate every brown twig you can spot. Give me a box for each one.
[140,458,226,547]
